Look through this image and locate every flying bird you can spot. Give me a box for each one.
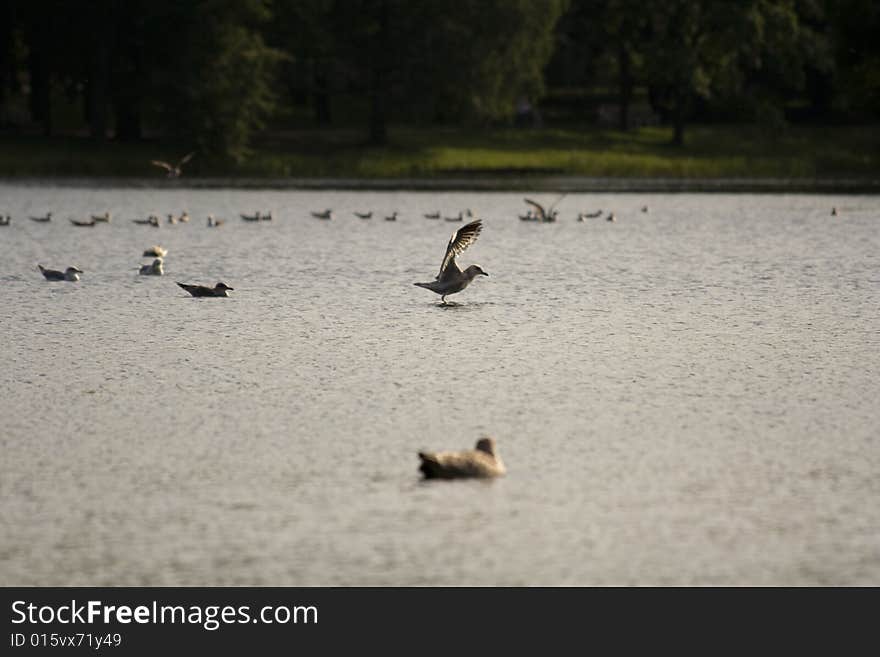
[418,437,506,479]
[151,151,195,178]
[176,282,234,297]
[413,219,487,304]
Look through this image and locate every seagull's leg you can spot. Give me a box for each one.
[441,295,447,305]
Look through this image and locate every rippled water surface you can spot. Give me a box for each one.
[1,183,878,585]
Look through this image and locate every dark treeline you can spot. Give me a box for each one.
[0,0,877,160]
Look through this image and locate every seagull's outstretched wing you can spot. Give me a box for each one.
[524,198,547,221]
[437,219,482,278]
[547,193,567,213]
[178,152,195,167]
[151,160,172,172]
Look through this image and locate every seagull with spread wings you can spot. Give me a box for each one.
[523,194,566,222]
[413,219,488,304]
[151,152,195,178]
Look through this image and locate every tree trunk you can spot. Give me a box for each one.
[313,66,331,126]
[617,42,632,131]
[28,49,52,135]
[368,1,389,146]
[672,88,685,146]
[88,39,111,139]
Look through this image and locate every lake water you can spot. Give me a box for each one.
[1,183,878,585]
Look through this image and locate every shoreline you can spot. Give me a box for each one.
[2,175,879,193]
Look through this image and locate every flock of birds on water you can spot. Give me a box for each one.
[2,152,848,477]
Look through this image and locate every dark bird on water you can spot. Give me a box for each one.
[38,264,82,281]
[176,282,234,297]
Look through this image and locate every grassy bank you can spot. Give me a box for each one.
[1,124,877,180]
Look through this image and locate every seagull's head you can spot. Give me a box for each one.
[465,265,488,279]
[475,437,498,457]
[66,266,83,274]
[215,282,234,291]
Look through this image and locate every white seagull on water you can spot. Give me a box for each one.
[413,219,487,304]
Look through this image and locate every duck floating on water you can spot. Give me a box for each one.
[177,282,234,297]
[143,245,167,258]
[418,437,506,479]
[38,264,82,281]
[139,258,164,276]
[30,212,52,223]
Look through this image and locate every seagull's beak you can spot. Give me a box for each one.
[482,271,489,276]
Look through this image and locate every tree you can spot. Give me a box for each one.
[640,0,821,145]
[152,0,282,161]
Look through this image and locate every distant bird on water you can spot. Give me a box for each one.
[831,207,838,216]
[241,212,261,222]
[444,212,463,222]
[0,215,10,226]
[641,205,649,213]
[606,212,616,222]
[311,209,333,220]
[354,211,373,219]
[577,209,602,221]
[177,282,234,298]
[151,152,195,178]
[133,215,160,227]
[177,211,190,223]
[69,218,95,227]
[91,211,111,223]
[385,211,399,221]
[207,215,224,227]
[423,211,440,220]
[38,264,82,281]
[139,258,164,276]
[30,212,52,223]
[418,437,506,479]
[414,219,487,304]
[143,245,167,258]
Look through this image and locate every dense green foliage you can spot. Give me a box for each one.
[0,0,876,163]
